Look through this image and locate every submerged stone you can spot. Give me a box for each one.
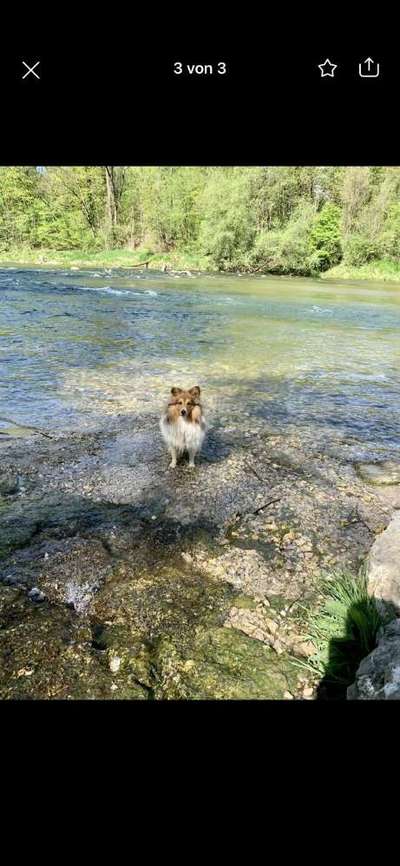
[0,472,19,496]
[356,461,400,485]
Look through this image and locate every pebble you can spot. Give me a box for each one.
[283,690,294,700]
[303,687,314,698]
[109,655,121,673]
[272,640,284,655]
[28,587,46,603]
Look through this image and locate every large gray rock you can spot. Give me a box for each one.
[349,512,400,699]
[347,619,400,700]
[367,511,400,612]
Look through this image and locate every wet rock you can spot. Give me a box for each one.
[91,623,153,689]
[3,575,19,587]
[33,537,113,612]
[224,605,313,658]
[0,415,389,700]
[0,472,19,496]
[99,522,144,555]
[0,513,40,558]
[0,593,147,699]
[0,585,28,626]
[374,486,400,510]
[193,545,311,600]
[225,606,281,650]
[109,654,121,673]
[28,587,46,603]
[367,512,400,613]
[348,619,400,700]
[88,464,156,505]
[154,626,298,700]
[92,564,235,644]
[356,461,400,485]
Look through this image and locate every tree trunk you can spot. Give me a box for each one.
[105,167,118,233]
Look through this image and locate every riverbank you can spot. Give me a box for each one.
[2,247,400,282]
[0,247,211,273]
[1,410,397,700]
[321,260,400,282]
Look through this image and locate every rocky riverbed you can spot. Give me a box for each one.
[0,412,398,700]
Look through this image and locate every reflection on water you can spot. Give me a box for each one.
[1,265,400,460]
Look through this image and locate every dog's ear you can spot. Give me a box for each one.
[189,386,201,400]
[171,387,183,396]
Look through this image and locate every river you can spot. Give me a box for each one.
[1,266,400,463]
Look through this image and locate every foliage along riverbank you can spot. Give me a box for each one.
[2,167,400,280]
[0,246,210,273]
[2,246,400,283]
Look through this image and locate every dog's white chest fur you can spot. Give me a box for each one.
[160,415,206,453]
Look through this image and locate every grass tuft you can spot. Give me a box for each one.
[294,568,383,698]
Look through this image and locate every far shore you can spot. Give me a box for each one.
[1,248,400,283]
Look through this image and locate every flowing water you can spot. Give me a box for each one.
[1,266,400,461]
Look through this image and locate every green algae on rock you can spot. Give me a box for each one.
[0,587,147,700]
[154,626,297,700]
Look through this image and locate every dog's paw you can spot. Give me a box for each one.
[169,461,177,469]
[188,462,195,469]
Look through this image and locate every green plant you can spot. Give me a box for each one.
[343,233,379,266]
[250,201,316,275]
[308,202,342,270]
[377,202,400,261]
[295,569,382,697]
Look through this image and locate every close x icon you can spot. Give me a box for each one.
[21,60,40,80]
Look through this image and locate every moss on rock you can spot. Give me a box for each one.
[154,626,297,700]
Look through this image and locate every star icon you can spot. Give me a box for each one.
[318,58,337,77]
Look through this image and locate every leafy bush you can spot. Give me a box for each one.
[308,202,342,270]
[250,201,316,274]
[198,169,256,269]
[250,231,281,271]
[377,203,400,261]
[343,233,379,266]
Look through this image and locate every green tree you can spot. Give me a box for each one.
[308,202,342,271]
[0,167,41,249]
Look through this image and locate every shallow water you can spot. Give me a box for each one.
[1,265,400,460]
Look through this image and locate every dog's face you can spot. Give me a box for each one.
[168,386,201,420]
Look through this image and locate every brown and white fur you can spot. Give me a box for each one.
[159,386,206,468]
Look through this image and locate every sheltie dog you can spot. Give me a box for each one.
[159,386,206,468]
